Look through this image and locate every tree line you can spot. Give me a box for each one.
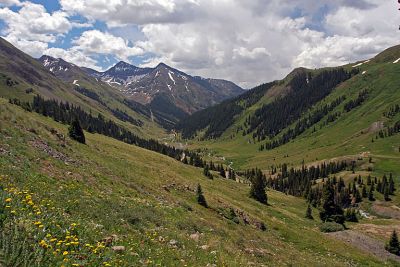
[259,96,346,151]
[247,68,357,141]
[176,82,276,139]
[9,96,204,166]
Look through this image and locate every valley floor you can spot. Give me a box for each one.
[0,98,400,266]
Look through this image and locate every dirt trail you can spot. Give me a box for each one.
[328,230,400,262]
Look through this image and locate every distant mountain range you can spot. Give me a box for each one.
[82,61,244,114]
[39,56,244,116]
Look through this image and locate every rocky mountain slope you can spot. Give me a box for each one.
[83,61,244,114]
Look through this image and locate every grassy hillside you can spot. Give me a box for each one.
[0,38,164,139]
[180,45,400,173]
[1,99,398,266]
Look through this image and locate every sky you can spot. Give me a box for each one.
[0,0,398,88]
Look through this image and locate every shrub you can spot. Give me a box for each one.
[319,222,345,233]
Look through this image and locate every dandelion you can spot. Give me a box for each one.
[63,251,69,256]
[5,205,10,208]
[5,198,11,202]
[10,210,16,214]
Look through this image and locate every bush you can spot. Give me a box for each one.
[319,222,345,233]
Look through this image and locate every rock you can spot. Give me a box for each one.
[189,232,200,242]
[200,245,209,250]
[169,239,178,246]
[103,235,118,247]
[112,246,125,252]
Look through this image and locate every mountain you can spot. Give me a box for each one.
[83,61,244,114]
[0,37,165,138]
[1,37,400,266]
[177,45,400,144]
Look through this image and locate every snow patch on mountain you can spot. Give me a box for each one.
[168,71,176,85]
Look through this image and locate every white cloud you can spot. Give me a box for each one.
[1,0,398,87]
[0,1,74,56]
[0,0,20,7]
[60,0,195,27]
[72,30,144,61]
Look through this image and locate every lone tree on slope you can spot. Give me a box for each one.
[196,184,208,208]
[69,118,85,144]
[386,230,400,256]
[249,169,268,204]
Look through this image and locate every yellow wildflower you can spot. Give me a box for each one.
[63,251,68,256]
[5,198,11,202]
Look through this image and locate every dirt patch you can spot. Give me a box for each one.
[367,121,384,134]
[353,223,400,240]
[327,230,400,262]
[372,202,400,219]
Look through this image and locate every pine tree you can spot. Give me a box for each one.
[362,186,368,198]
[203,165,213,179]
[345,209,358,222]
[319,181,345,224]
[384,186,390,201]
[305,205,313,219]
[389,173,395,194]
[196,184,207,208]
[68,119,85,144]
[386,230,400,255]
[368,186,375,201]
[249,170,268,204]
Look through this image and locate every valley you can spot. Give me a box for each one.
[0,34,399,267]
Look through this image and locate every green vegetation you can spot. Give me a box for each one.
[196,184,208,208]
[68,119,85,144]
[386,230,400,256]
[1,36,400,266]
[0,99,392,266]
[319,222,345,233]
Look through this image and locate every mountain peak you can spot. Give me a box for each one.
[111,61,137,72]
[155,62,172,70]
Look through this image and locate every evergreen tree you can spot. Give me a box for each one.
[249,170,268,204]
[384,186,391,201]
[389,173,395,194]
[319,181,345,224]
[203,165,212,179]
[68,119,85,144]
[345,209,358,222]
[386,230,400,256]
[362,186,368,198]
[368,186,375,201]
[305,205,313,219]
[196,184,208,208]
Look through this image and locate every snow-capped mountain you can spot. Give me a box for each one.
[38,55,244,127]
[83,61,244,114]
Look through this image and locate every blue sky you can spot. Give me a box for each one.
[0,0,397,87]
